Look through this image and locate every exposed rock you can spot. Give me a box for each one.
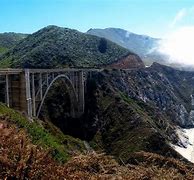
[189,110,194,125]
[106,53,145,69]
[100,63,194,127]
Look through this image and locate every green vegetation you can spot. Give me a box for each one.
[91,91,178,162]
[0,32,28,48]
[0,57,12,67]
[0,103,85,163]
[0,26,131,68]
[0,47,8,54]
[0,32,28,59]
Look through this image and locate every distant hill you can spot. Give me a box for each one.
[0,32,28,54]
[87,28,159,55]
[87,28,166,66]
[0,26,144,69]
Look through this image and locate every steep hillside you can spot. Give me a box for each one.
[0,26,144,69]
[65,63,194,164]
[96,63,194,128]
[87,28,165,65]
[87,28,159,56]
[107,53,144,69]
[1,108,194,179]
[0,103,85,163]
[0,32,27,54]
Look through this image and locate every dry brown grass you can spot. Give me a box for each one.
[1,119,194,179]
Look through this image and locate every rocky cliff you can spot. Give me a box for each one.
[101,63,194,127]
[106,53,145,69]
[76,63,194,163]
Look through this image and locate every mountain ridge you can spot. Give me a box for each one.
[87,27,167,66]
[0,25,144,69]
[87,28,160,54]
[0,32,28,55]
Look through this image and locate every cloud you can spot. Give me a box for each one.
[158,26,194,66]
[154,7,194,66]
[170,8,186,28]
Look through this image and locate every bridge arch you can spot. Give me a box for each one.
[36,74,78,117]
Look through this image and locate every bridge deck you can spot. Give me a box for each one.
[0,69,23,74]
[0,68,102,75]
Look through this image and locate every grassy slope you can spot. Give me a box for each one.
[1,116,194,179]
[0,103,85,163]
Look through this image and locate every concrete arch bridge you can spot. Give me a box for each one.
[0,68,91,118]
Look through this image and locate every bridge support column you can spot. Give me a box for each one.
[39,73,43,100]
[77,71,85,116]
[5,74,10,107]
[32,73,36,117]
[10,74,20,110]
[12,70,32,117]
[25,70,32,118]
[10,71,28,115]
[69,71,85,118]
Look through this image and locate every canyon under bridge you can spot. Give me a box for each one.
[0,68,93,118]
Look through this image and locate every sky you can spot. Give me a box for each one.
[1,0,194,38]
[1,0,194,65]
